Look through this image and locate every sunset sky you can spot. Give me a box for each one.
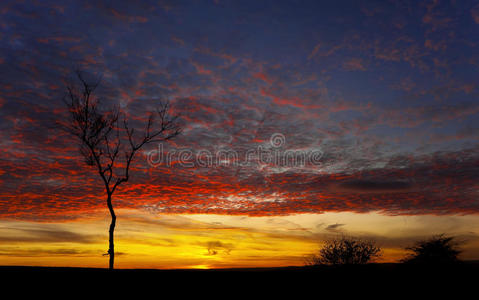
[1,0,479,269]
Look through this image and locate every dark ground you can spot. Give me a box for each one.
[1,262,477,293]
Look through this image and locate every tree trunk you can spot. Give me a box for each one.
[107,194,116,270]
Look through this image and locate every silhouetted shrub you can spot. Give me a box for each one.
[403,235,462,264]
[305,236,381,265]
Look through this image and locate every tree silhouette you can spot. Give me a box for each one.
[403,235,462,264]
[61,71,181,269]
[305,236,381,265]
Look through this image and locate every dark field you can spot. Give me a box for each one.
[2,263,477,292]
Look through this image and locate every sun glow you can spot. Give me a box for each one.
[1,209,479,269]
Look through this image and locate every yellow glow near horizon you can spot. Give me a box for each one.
[0,209,478,269]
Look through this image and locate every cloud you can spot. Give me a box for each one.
[472,5,479,24]
[205,241,234,256]
[0,227,101,244]
[342,58,367,71]
[338,180,412,193]
[2,145,479,218]
[325,223,345,232]
[0,0,478,220]
[0,247,98,257]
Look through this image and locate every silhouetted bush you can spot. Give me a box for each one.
[305,236,381,265]
[403,235,462,264]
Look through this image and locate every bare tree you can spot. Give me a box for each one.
[305,236,381,266]
[60,71,181,269]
